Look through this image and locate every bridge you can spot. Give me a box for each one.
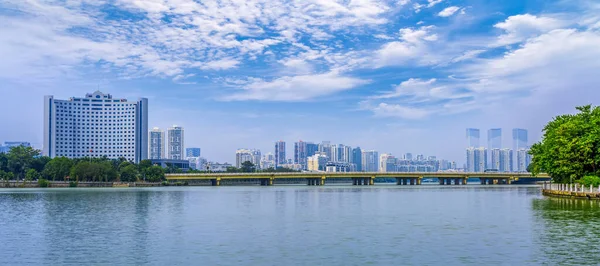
[165,172,551,186]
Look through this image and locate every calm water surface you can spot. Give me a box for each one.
[1,185,600,265]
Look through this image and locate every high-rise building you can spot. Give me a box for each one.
[499,148,513,172]
[516,148,531,172]
[488,129,502,150]
[149,127,165,160]
[294,141,308,168]
[186,148,201,158]
[318,141,332,161]
[361,150,379,172]
[466,147,487,172]
[261,153,276,169]
[352,147,363,172]
[466,128,480,148]
[490,148,501,171]
[404,153,413,161]
[512,129,528,150]
[306,143,319,157]
[275,141,286,168]
[168,126,184,160]
[416,154,425,161]
[43,91,148,162]
[307,154,328,171]
[236,149,260,168]
[379,154,397,172]
[512,129,528,170]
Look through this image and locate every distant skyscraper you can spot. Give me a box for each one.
[149,127,165,160]
[466,147,487,172]
[319,141,332,161]
[306,143,319,157]
[466,128,480,148]
[499,148,513,172]
[379,154,396,172]
[490,148,501,171]
[275,141,286,168]
[516,148,531,172]
[186,148,201,158]
[361,150,379,172]
[294,141,308,169]
[236,149,261,168]
[168,126,184,160]
[512,129,528,150]
[488,128,502,149]
[404,153,413,161]
[352,147,363,172]
[43,91,148,162]
[512,129,528,170]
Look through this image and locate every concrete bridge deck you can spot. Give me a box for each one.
[166,172,550,186]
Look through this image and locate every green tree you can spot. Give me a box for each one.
[119,164,139,182]
[70,161,117,182]
[30,156,51,173]
[43,157,73,181]
[7,146,40,180]
[240,161,255,173]
[529,105,600,183]
[146,165,165,182]
[25,169,41,182]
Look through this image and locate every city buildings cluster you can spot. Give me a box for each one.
[1,91,530,174]
[235,141,458,173]
[465,128,531,173]
[0,141,31,153]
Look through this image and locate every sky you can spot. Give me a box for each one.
[1,0,599,165]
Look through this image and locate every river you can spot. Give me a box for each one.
[1,185,599,265]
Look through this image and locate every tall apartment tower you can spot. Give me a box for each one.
[149,127,165,160]
[43,91,148,163]
[488,129,502,169]
[168,125,184,160]
[361,150,379,172]
[275,140,286,168]
[294,141,307,168]
[186,148,201,158]
[512,128,528,171]
[466,128,480,148]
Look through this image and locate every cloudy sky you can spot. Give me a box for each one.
[1,0,599,164]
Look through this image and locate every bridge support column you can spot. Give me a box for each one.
[446,178,452,185]
[480,178,486,185]
[353,178,358,186]
[403,178,408,185]
[410,178,415,185]
[439,178,445,185]
[454,178,460,185]
[417,177,422,185]
[462,178,468,185]
[396,178,401,185]
[370,177,375,186]
[211,178,221,186]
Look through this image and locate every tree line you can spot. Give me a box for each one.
[0,146,165,183]
[530,105,600,186]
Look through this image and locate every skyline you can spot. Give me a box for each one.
[1,0,599,164]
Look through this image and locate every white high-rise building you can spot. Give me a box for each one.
[149,127,165,160]
[361,150,379,172]
[499,148,513,172]
[236,149,261,168]
[516,148,532,172]
[490,148,501,171]
[168,126,184,160]
[43,91,148,163]
[466,147,487,172]
[379,153,396,172]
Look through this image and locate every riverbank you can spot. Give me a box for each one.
[0,181,163,188]
[542,183,600,200]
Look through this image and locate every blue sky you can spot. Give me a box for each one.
[1,0,599,164]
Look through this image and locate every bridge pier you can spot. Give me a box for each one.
[403,178,408,185]
[410,178,415,185]
[210,178,221,186]
[260,178,273,186]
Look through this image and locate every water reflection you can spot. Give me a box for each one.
[532,197,600,265]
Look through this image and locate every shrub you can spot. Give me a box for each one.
[38,178,50,188]
[69,181,78,187]
[577,175,600,187]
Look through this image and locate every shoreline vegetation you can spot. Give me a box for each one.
[531,105,600,199]
[0,146,300,189]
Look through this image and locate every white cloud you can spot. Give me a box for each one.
[370,103,431,119]
[451,50,485,63]
[427,0,443,8]
[372,26,439,67]
[222,72,370,101]
[493,14,567,46]
[197,59,240,70]
[438,6,461,17]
